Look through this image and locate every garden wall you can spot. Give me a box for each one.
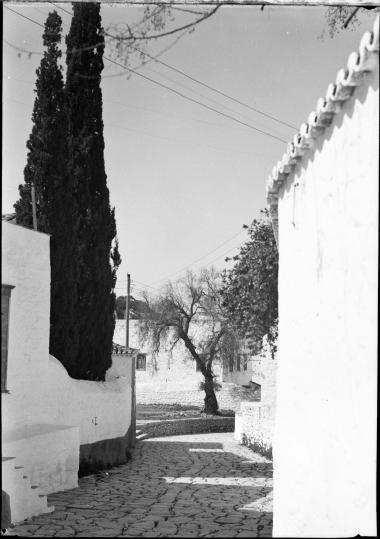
[234,342,277,456]
[137,384,259,412]
[138,416,235,439]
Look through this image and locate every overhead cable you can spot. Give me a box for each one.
[6,4,289,142]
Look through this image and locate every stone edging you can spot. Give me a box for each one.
[137,416,235,439]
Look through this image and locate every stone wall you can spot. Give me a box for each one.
[234,339,277,456]
[138,416,235,439]
[273,32,378,537]
[137,384,259,413]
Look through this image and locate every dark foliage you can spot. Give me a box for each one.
[14,11,80,370]
[65,2,120,380]
[221,209,278,356]
[115,295,152,320]
[115,295,126,319]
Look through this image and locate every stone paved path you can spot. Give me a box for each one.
[6,432,273,537]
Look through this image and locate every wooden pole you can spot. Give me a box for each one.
[31,184,38,231]
[125,273,131,349]
[125,273,136,447]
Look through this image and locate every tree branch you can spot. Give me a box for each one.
[104,5,221,42]
[343,7,360,29]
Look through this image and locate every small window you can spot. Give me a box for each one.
[136,353,146,371]
[2,285,14,392]
[229,358,234,372]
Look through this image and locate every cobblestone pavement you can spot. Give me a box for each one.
[7,432,273,537]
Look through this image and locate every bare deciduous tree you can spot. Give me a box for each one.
[136,268,240,415]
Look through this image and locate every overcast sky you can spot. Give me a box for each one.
[3,2,375,297]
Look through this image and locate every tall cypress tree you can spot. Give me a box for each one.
[66,2,120,380]
[14,11,80,373]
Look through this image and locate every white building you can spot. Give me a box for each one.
[114,319,258,410]
[267,17,378,537]
[114,319,256,386]
[234,337,277,457]
[2,218,135,524]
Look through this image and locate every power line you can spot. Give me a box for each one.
[17,1,294,132]
[102,54,287,143]
[130,45,297,130]
[105,99,285,145]
[48,0,293,131]
[106,122,256,156]
[3,96,265,157]
[132,280,161,293]
[31,3,191,83]
[7,3,288,143]
[133,62,270,123]
[106,98,244,130]
[146,243,241,289]
[6,36,271,127]
[202,244,241,268]
[117,226,247,290]
[149,228,246,286]
[48,2,72,17]
[4,5,45,29]
[4,39,43,56]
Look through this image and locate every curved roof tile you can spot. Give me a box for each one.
[266,15,379,225]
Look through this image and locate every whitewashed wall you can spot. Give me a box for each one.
[273,67,378,536]
[221,359,254,386]
[114,319,215,390]
[114,319,254,389]
[45,355,133,445]
[2,221,134,498]
[2,222,133,444]
[234,340,277,452]
[2,222,51,430]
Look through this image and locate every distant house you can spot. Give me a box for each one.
[2,217,136,525]
[113,319,259,410]
[266,17,378,537]
[234,336,276,457]
[114,319,255,387]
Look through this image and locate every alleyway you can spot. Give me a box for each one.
[7,432,272,537]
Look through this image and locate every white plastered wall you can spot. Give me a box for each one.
[2,221,133,448]
[273,68,378,537]
[114,319,220,390]
[2,222,51,430]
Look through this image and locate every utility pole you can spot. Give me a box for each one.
[125,273,131,349]
[125,273,136,447]
[31,184,38,231]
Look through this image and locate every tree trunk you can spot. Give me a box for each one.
[203,373,219,415]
